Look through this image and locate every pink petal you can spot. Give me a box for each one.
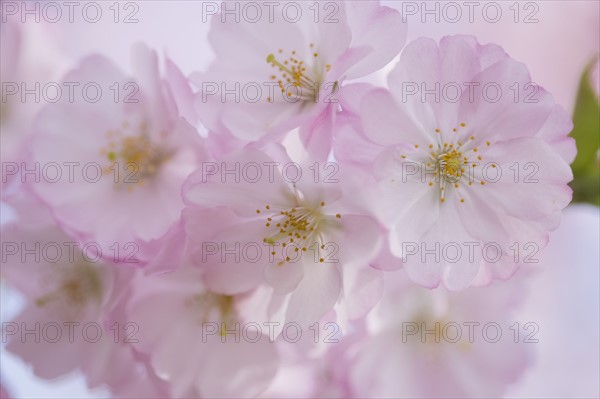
[184,148,292,217]
[344,2,406,79]
[285,261,342,327]
[361,88,430,147]
[264,259,305,295]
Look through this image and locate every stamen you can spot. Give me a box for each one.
[414,126,491,202]
[35,263,103,311]
[100,124,170,189]
[259,198,342,265]
[266,45,335,103]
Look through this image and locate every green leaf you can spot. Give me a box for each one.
[571,172,600,206]
[569,59,600,205]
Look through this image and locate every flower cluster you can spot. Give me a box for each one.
[1,1,576,397]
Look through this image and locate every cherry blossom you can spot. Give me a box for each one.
[0,192,164,396]
[25,44,208,265]
[333,270,533,398]
[124,265,279,398]
[193,0,406,159]
[333,35,575,289]
[184,147,383,327]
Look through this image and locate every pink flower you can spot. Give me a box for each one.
[1,193,163,395]
[183,146,383,327]
[124,265,279,398]
[334,270,533,398]
[193,0,406,159]
[25,44,208,265]
[334,35,575,290]
[259,326,348,399]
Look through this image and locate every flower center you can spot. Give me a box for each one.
[407,315,471,352]
[100,121,171,190]
[186,293,236,336]
[436,149,464,182]
[265,44,332,103]
[257,200,341,265]
[399,123,494,203]
[35,262,103,314]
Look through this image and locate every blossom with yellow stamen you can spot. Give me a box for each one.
[332,35,575,290]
